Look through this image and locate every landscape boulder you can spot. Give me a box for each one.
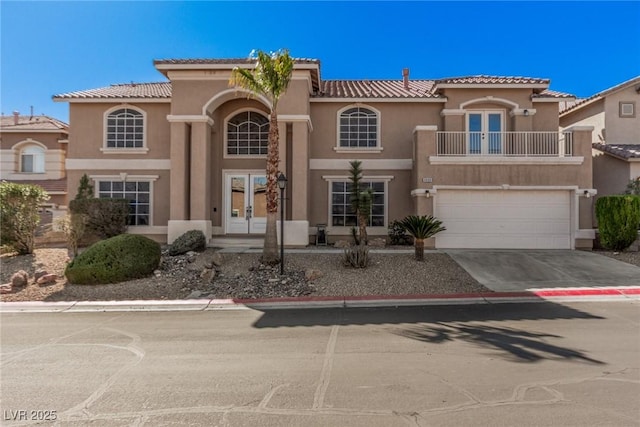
[11,270,29,288]
[333,240,351,249]
[305,269,323,282]
[37,274,57,285]
[168,230,206,256]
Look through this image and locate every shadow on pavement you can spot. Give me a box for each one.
[251,302,605,364]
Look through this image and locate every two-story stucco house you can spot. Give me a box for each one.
[53,58,596,249]
[0,112,69,207]
[560,76,640,198]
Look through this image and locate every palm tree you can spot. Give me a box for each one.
[399,215,446,261]
[230,49,294,264]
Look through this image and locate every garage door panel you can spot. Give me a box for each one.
[435,190,571,249]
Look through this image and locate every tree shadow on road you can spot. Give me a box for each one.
[251,302,606,364]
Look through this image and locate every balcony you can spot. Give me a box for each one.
[436,131,574,157]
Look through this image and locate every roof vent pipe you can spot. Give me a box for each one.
[13,111,19,125]
[402,68,410,90]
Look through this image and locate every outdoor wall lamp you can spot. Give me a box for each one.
[425,189,431,198]
[523,109,530,117]
[584,190,591,198]
[277,172,287,275]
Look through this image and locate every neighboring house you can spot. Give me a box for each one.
[560,76,640,197]
[0,112,69,207]
[53,58,596,249]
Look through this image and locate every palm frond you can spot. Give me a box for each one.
[399,215,446,239]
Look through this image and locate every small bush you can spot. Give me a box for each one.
[69,198,129,239]
[65,234,161,284]
[169,230,207,256]
[0,182,49,254]
[56,213,88,257]
[388,220,412,246]
[595,195,640,251]
[343,244,370,268]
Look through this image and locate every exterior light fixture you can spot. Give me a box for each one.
[277,172,287,275]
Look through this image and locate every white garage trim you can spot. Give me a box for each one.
[433,187,577,249]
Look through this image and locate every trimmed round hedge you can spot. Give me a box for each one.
[65,234,161,284]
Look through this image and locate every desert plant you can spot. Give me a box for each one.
[168,229,207,256]
[69,198,129,238]
[348,160,372,245]
[399,215,446,261]
[56,213,88,257]
[230,49,294,265]
[0,181,49,254]
[388,220,412,246]
[75,174,94,200]
[65,234,161,284]
[595,195,640,251]
[343,244,370,268]
[625,177,640,196]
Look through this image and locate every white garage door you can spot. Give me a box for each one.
[435,190,571,249]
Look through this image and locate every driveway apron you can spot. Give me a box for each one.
[446,250,640,292]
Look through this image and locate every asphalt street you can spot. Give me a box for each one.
[1,301,639,426]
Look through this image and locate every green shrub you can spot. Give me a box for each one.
[595,195,640,251]
[168,230,207,255]
[0,182,49,254]
[69,198,129,239]
[399,215,446,261]
[625,177,640,195]
[65,234,161,284]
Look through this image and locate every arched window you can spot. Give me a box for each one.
[21,146,45,173]
[339,106,379,148]
[106,108,144,148]
[226,111,269,156]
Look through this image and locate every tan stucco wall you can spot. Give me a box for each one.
[0,131,67,150]
[560,99,605,142]
[309,102,442,158]
[0,131,68,180]
[68,103,170,158]
[604,86,640,143]
[592,151,631,197]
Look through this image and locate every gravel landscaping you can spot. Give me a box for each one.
[1,247,487,302]
[2,247,638,303]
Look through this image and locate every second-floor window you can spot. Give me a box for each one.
[339,106,379,148]
[106,108,144,148]
[227,111,269,156]
[21,146,45,173]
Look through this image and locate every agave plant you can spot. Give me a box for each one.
[399,215,446,261]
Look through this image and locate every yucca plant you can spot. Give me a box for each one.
[399,215,446,261]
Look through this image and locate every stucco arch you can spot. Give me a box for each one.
[460,96,519,110]
[11,139,47,151]
[202,88,272,115]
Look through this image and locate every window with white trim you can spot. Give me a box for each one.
[98,181,150,226]
[20,146,45,173]
[331,181,385,227]
[106,108,144,148]
[339,107,379,148]
[227,111,269,155]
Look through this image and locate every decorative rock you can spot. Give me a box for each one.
[186,251,198,257]
[368,238,387,248]
[305,269,323,281]
[211,252,224,267]
[334,240,351,249]
[11,270,29,288]
[204,261,214,269]
[34,269,49,281]
[36,274,57,285]
[186,290,203,299]
[200,268,216,283]
[154,270,162,278]
[0,283,12,294]
[268,278,279,283]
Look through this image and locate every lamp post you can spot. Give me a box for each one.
[277,172,287,275]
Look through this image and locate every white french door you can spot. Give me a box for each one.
[467,110,503,155]
[225,173,267,234]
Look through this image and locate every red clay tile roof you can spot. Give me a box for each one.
[53,82,172,100]
[0,115,68,132]
[533,89,574,99]
[3,178,67,193]
[434,75,550,85]
[593,143,640,159]
[317,79,441,98]
[154,58,320,65]
[560,75,640,114]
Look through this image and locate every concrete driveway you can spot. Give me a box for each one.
[446,250,640,292]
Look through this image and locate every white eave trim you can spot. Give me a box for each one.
[54,98,171,104]
[0,129,68,134]
[440,109,465,116]
[434,83,549,89]
[155,63,320,71]
[414,125,438,133]
[428,156,584,165]
[277,114,313,132]
[433,185,580,191]
[533,97,576,103]
[67,159,170,170]
[312,159,412,170]
[311,97,446,103]
[166,115,214,125]
[564,125,594,132]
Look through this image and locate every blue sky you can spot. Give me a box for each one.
[1,1,639,123]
